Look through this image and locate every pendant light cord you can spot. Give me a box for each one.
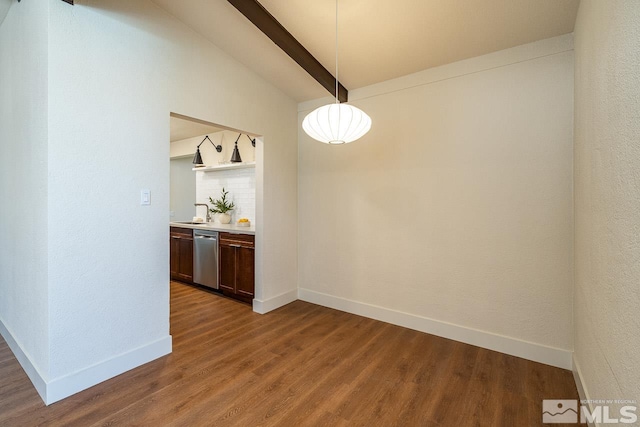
[335,0,339,104]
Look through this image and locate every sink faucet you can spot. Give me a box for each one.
[194,203,211,222]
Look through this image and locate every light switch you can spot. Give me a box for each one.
[140,189,151,205]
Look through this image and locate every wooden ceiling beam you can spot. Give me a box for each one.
[227,0,348,102]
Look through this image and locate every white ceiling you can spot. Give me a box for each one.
[153,0,580,103]
[170,115,225,142]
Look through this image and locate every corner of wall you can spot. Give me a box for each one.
[0,320,48,403]
[44,336,172,405]
[572,355,596,427]
[252,289,299,314]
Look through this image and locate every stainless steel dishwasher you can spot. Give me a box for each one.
[193,229,219,289]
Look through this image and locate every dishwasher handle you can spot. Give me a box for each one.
[195,235,217,240]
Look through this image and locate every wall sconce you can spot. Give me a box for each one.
[230,134,243,163]
[246,135,256,147]
[192,135,222,167]
[229,134,256,163]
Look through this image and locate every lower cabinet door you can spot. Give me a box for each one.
[170,236,180,280]
[236,246,255,298]
[177,237,193,282]
[170,228,194,284]
[219,243,236,293]
[218,233,255,303]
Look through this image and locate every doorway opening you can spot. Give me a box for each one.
[169,112,262,315]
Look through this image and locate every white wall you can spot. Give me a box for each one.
[0,0,50,390]
[0,0,11,26]
[298,35,575,368]
[573,0,640,416]
[2,0,298,404]
[170,157,195,221]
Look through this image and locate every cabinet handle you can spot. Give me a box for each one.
[229,244,241,248]
[171,236,180,239]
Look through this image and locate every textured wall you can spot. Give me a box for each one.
[45,0,297,386]
[298,36,574,354]
[573,0,640,411]
[0,0,11,26]
[0,0,50,380]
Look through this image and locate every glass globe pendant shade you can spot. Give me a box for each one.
[302,103,372,144]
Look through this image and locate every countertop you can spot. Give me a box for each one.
[170,221,255,235]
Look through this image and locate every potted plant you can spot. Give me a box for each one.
[209,188,235,224]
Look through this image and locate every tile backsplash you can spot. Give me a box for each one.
[195,168,255,224]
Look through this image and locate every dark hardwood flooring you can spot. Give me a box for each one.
[0,281,582,426]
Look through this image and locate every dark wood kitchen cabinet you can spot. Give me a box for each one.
[219,232,254,303]
[170,227,193,284]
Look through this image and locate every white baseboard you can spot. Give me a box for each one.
[0,318,172,405]
[573,355,588,401]
[0,319,48,403]
[298,288,573,370]
[253,289,298,314]
[46,335,172,405]
[573,355,596,427]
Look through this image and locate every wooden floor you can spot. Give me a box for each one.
[0,281,582,427]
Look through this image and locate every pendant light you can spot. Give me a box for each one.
[302,0,371,144]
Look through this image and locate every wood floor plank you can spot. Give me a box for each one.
[0,281,582,426]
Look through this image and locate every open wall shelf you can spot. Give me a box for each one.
[192,162,256,172]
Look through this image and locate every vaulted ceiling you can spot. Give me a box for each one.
[152,0,580,102]
[170,116,225,143]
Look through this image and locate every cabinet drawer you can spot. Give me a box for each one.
[170,227,194,237]
[219,232,254,248]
